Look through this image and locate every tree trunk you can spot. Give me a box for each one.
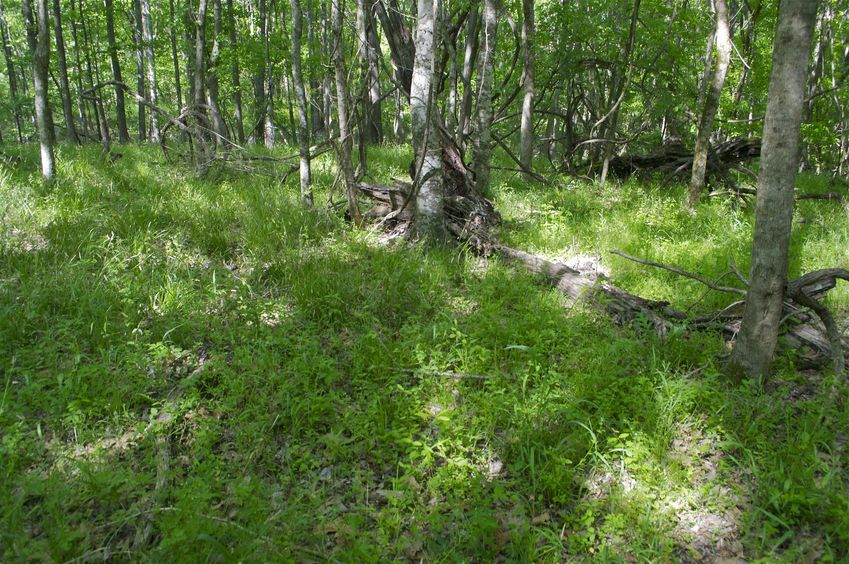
[728,0,819,379]
[688,0,731,207]
[168,0,183,115]
[194,0,213,172]
[262,0,274,148]
[519,0,534,179]
[141,0,160,141]
[473,0,497,195]
[133,0,146,141]
[105,0,130,142]
[0,0,23,143]
[355,0,382,143]
[331,0,362,224]
[22,0,55,179]
[207,0,230,146]
[457,5,478,147]
[226,0,245,143]
[51,0,79,143]
[291,0,312,205]
[410,0,446,241]
[80,0,109,146]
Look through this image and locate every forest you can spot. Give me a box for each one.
[1,0,849,559]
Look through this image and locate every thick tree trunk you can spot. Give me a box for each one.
[331,0,362,224]
[473,0,497,195]
[141,0,160,141]
[226,0,245,143]
[51,0,79,143]
[688,0,732,207]
[22,0,55,179]
[519,0,535,179]
[291,0,312,205]
[410,0,446,241]
[0,0,23,143]
[728,0,819,379]
[105,0,130,142]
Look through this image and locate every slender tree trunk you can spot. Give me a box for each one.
[457,5,478,147]
[473,0,497,195]
[207,0,230,146]
[728,0,819,380]
[141,0,160,141]
[169,0,183,113]
[51,0,79,143]
[0,0,23,143]
[194,0,213,172]
[68,0,89,139]
[688,0,731,207]
[262,0,274,147]
[519,0,535,179]
[598,0,640,187]
[105,0,130,142]
[134,0,146,140]
[80,0,108,145]
[355,0,381,143]
[321,0,332,135]
[331,0,361,224]
[410,0,445,241]
[290,0,312,204]
[226,0,245,143]
[22,0,55,179]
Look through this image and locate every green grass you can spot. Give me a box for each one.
[1,143,848,561]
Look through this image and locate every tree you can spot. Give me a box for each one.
[688,0,732,207]
[51,0,79,143]
[140,0,160,141]
[291,0,312,205]
[22,0,55,179]
[105,0,130,142]
[519,0,534,179]
[728,0,819,379]
[0,0,23,143]
[473,0,497,195]
[410,0,446,241]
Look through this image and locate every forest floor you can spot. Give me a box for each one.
[1,144,848,561]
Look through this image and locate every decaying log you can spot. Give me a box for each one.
[608,138,761,183]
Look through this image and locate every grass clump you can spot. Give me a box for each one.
[1,144,848,561]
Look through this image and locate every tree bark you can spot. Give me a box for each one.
[22,0,55,179]
[473,0,497,195]
[51,0,79,143]
[410,0,446,241]
[519,0,534,179]
[0,0,23,143]
[133,0,146,141]
[141,0,160,141]
[688,0,732,207]
[331,0,362,224]
[226,0,245,143]
[262,0,274,147]
[728,0,819,379]
[355,0,382,143]
[457,4,478,147]
[105,0,130,142]
[207,0,230,146]
[291,0,312,204]
[169,0,183,115]
[194,0,213,172]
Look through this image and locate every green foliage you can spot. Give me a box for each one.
[1,145,848,561]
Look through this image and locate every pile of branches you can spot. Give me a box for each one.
[608,138,761,182]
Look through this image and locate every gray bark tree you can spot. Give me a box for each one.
[22,0,55,179]
[291,0,312,205]
[410,0,446,241]
[688,0,732,207]
[473,0,497,195]
[519,0,534,179]
[141,0,160,141]
[133,0,146,140]
[51,0,79,143]
[105,0,130,142]
[331,0,362,224]
[226,0,245,143]
[169,0,183,114]
[0,0,23,143]
[207,0,230,146]
[728,0,819,379]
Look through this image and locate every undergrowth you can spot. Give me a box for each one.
[1,144,847,561]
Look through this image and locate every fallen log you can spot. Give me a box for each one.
[355,150,846,374]
[608,138,761,183]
